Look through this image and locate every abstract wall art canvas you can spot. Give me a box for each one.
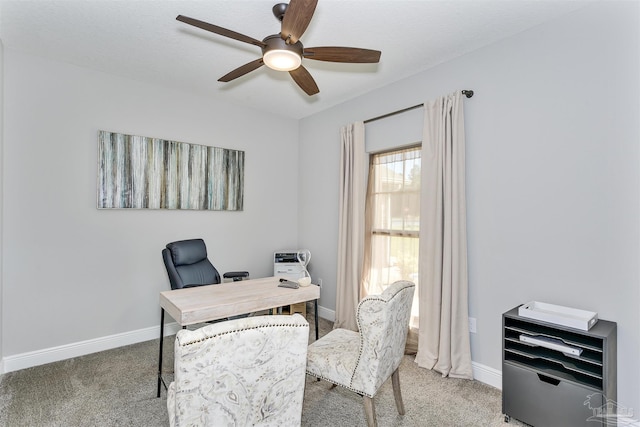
[97,131,244,210]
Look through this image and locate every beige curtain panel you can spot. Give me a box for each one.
[415,91,473,379]
[334,122,366,331]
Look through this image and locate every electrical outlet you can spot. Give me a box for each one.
[469,317,477,333]
[318,278,323,288]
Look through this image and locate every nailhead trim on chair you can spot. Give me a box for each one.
[179,322,309,347]
[305,372,375,398]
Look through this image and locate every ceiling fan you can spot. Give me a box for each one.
[176,0,381,96]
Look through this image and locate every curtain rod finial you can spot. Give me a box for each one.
[462,90,474,98]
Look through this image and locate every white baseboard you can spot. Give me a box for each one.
[2,322,181,374]
[317,305,335,322]
[471,361,502,389]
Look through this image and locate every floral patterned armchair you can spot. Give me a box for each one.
[167,314,309,427]
[306,281,415,427]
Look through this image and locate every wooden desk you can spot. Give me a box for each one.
[157,276,320,397]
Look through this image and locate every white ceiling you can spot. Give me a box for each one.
[0,0,592,120]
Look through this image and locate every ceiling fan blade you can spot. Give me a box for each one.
[289,65,319,96]
[177,15,266,48]
[218,58,265,82]
[303,47,381,63]
[280,0,318,44]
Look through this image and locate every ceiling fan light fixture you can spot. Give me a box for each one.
[262,34,303,72]
[263,49,302,71]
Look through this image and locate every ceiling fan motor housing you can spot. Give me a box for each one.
[262,34,303,56]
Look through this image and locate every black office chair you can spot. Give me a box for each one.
[162,238,248,290]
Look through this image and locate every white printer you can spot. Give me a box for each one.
[274,250,309,281]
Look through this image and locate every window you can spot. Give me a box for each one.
[363,146,420,327]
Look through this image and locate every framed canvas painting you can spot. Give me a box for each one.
[97,131,244,210]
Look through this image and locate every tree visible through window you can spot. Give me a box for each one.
[363,145,420,327]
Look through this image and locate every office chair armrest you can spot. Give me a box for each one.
[223,271,250,281]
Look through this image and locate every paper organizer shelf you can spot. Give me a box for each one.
[97,131,244,210]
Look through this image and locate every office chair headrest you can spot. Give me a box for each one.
[166,239,208,266]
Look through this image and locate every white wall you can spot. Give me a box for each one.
[299,1,640,413]
[2,49,300,358]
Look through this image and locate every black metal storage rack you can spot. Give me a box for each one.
[502,306,616,426]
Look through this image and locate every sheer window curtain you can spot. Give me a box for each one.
[361,147,421,354]
[334,122,366,331]
[415,91,473,379]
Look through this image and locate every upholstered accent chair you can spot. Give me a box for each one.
[306,280,415,427]
[162,238,249,290]
[167,314,309,427]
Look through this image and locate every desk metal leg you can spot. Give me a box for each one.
[314,299,319,341]
[314,297,321,381]
[157,308,165,398]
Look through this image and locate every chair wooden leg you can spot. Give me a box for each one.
[363,396,377,427]
[391,367,405,415]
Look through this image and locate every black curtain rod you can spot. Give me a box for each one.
[363,89,474,124]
